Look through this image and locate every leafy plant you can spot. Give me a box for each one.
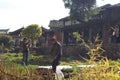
[67,34,120,80]
[0,35,14,53]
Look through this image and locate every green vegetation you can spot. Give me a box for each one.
[0,61,53,80]
[0,35,14,53]
[63,0,99,22]
[21,24,42,47]
[0,51,120,80]
[63,34,120,80]
[21,24,42,40]
[0,53,52,66]
[0,35,120,80]
[67,44,120,80]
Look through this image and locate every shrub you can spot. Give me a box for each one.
[0,35,14,53]
[67,36,120,80]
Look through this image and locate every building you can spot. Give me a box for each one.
[0,29,9,34]
[9,27,24,47]
[48,3,120,59]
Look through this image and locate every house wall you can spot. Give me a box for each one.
[0,29,9,34]
[102,23,120,59]
[49,20,64,28]
[64,20,80,26]
[52,30,63,43]
[100,5,120,59]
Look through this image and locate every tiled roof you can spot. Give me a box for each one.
[0,29,9,32]
[9,27,24,35]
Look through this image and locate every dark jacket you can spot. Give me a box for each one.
[50,41,62,59]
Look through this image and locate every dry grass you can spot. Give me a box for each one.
[0,61,54,80]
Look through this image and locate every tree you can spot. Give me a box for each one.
[0,35,14,53]
[63,0,99,22]
[21,24,42,47]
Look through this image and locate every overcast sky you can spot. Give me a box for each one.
[0,0,120,32]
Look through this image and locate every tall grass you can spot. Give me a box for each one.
[0,61,54,80]
[68,34,120,80]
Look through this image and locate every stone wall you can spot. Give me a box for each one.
[62,44,88,58]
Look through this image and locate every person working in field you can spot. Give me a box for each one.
[49,35,62,73]
[22,38,31,66]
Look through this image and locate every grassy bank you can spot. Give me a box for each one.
[0,53,120,80]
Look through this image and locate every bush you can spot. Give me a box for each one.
[0,35,14,53]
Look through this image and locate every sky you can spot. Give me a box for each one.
[0,0,120,32]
